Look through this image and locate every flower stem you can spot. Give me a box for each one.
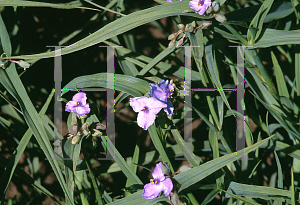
[187,192,199,205]
[77,183,89,205]
[82,148,104,205]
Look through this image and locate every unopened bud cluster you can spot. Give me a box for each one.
[168,23,195,49]
[66,122,106,147]
[206,1,227,23]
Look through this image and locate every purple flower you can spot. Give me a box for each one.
[149,80,174,116]
[143,162,173,199]
[189,0,211,15]
[65,92,90,115]
[130,97,166,130]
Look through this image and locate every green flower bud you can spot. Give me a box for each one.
[18,60,30,70]
[168,40,176,49]
[184,24,189,32]
[206,6,213,14]
[82,122,90,135]
[177,24,185,30]
[187,26,194,32]
[212,1,220,13]
[171,192,180,205]
[72,135,81,145]
[214,14,227,23]
[176,36,184,48]
[96,123,106,130]
[161,162,170,175]
[168,33,176,40]
[92,129,103,137]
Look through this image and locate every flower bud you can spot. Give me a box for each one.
[69,124,78,135]
[197,21,212,30]
[96,123,106,130]
[161,162,170,175]
[72,135,81,145]
[179,165,192,173]
[212,1,220,13]
[206,6,213,14]
[168,40,175,49]
[191,21,196,28]
[92,129,103,137]
[177,24,185,30]
[171,192,180,205]
[214,14,227,23]
[168,33,176,40]
[18,60,30,70]
[184,24,189,32]
[187,26,194,32]
[176,34,185,48]
[82,122,90,135]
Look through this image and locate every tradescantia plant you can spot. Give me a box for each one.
[0,0,300,204]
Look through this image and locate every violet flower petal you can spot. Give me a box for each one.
[75,104,90,115]
[163,100,174,116]
[130,97,167,130]
[65,92,90,115]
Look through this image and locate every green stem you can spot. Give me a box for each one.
[82,148,104,205]
[77,183,89,205]
[187,192,199,205]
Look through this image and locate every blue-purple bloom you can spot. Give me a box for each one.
[65,92,90,115]
[143,162,173,199]
[130,97,167,130]
[189,0,211,15]
[149,80,174,116]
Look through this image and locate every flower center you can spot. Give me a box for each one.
[150,179,160,185]
[165,90,174,98]
[141,106,150,113]
[198,0,204,6]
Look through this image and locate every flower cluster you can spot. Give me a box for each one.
[130,80,174,130]
[168,23,195,49]
[143,162,173,199]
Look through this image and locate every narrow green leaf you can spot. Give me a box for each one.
[205,45,235,117]
[253,29,300,48]
[6,1,209,60]
[248,0,274,43]
[201,188,221,205]
[295,45,300,96]
[274,151,283,189]
[174,135,275,192]
[62,73,149,97]
[171,129,200,167]
[0,0,82,8]
[148,125,174,173]
[100,135,143,185]
[271,51,289,98]
[222,189,260,205]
